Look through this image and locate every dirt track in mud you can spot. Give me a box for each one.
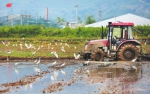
[0,59,150,94]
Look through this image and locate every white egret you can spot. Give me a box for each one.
[51,51,58,58]
[74,53,80,59]
[60,62,65,67]
[40,45,43,48]
[84,60,90,66]
[1,41,5,45]
[34,59,38,63]
[29,83,33,89]
[55,42,57,45]
[25,43,29,49]
[61,46,65,52]
[30,44,36,49]
[6,51,11,61]
[7,51,11,54]
[36,57,41,65]
[132,57,137,62]
[52,61,57,65]
[14,62,19,68]
[14,68,19,74]
[51,75,54,81]
[37,46,41,50]
[131,66,137,72]
[5,42,10,46]
[85,69,90,74]
[61,70,66,75]
[34,67,40,72]
[65,43,70,47]
[53,71,58,80]
[20,43,23,49]
[54,52,59,58]
[32,51,36,55]
[15,62,18,66]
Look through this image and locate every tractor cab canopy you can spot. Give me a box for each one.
[107,22,135,41]
[110,22,134,26]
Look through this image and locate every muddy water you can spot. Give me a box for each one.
[0,60,150,94]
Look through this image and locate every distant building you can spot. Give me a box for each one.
[0,14,31,26]
[85,13,150,27]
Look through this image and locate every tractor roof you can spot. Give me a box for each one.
[111,22,134,26]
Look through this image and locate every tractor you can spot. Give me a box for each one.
[80,22,142,61]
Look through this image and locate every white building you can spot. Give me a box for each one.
[85,13,150,27]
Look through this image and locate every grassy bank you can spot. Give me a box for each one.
[0,38,149,60]
[0,38,86,60]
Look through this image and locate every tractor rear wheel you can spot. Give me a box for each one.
[118,44,139,61]
[91,48,104,61]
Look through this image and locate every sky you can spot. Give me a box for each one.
[0,0,150,22]
[0,0,99,22]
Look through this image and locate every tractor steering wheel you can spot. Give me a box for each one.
[114,36,120,41]
[114,36,119,39]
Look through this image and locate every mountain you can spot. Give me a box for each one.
[0,0,150,23]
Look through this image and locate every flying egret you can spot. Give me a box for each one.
[74,53,80,59]
[51,51,59,58]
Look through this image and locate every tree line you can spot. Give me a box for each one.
[0,25,149,38]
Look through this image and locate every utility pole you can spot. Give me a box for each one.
[98,10,102,21]
[46,7,48,21]
[75,5,79,25]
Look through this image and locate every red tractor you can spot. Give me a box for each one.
[81,22,142,61]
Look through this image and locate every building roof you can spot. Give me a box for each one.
[85,13,150,27]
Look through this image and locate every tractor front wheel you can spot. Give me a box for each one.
[91,48,104,61]
[118,44,139,61]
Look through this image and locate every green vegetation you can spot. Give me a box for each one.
[0,25,150,59]
[85,15,96,25]
[0,25,106,38]
[0,25,150,39]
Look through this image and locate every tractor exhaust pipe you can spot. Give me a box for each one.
[101,26,104,39]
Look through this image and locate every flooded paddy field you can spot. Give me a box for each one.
[0,59,150,94]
